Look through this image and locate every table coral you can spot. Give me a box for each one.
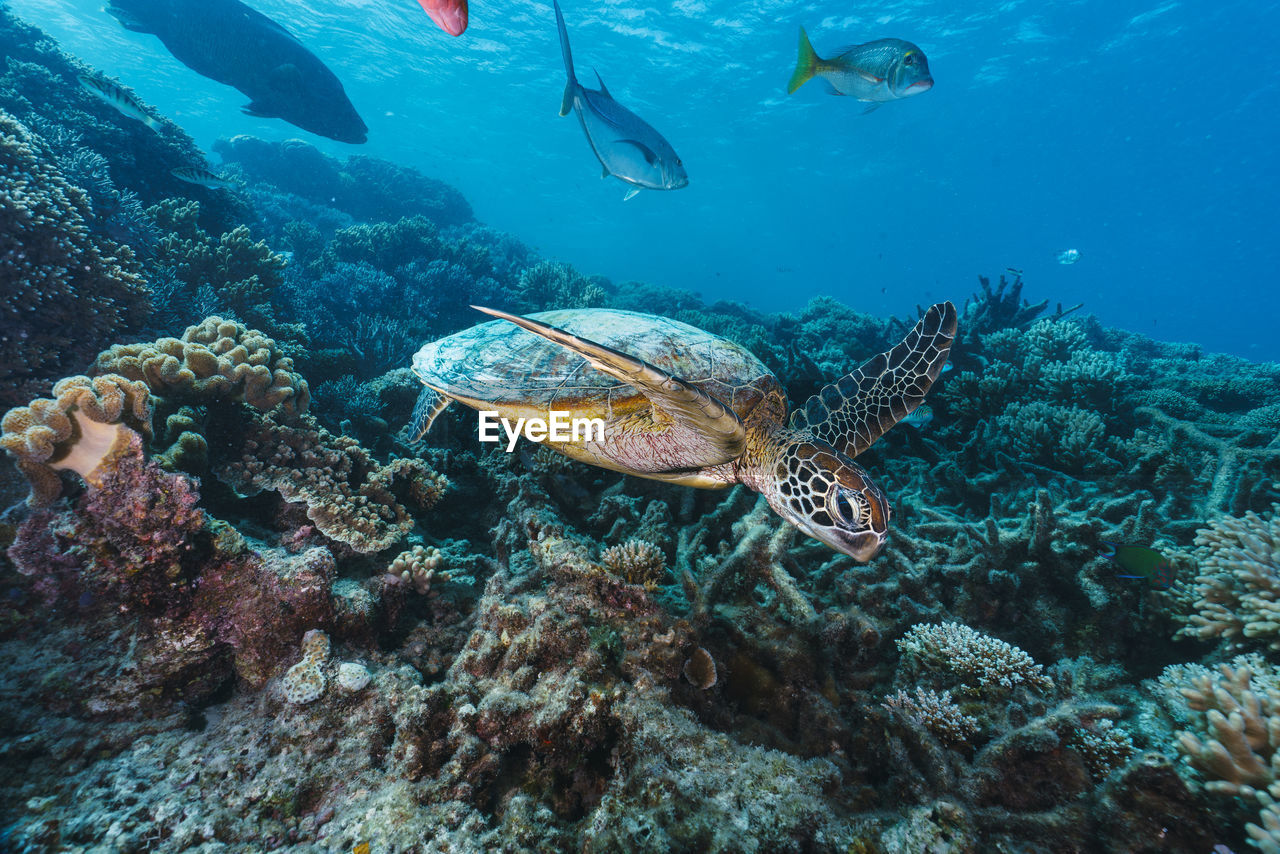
[92,316,311,418]
[0,109,148,407]
[1,373,152,505]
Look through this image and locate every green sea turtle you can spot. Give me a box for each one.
[409,302,956,561]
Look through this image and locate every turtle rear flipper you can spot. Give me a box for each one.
[472,306,746,467]
[791,301,956,457]
[409,386,452,441]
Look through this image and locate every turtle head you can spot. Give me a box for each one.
[767,439,889,562]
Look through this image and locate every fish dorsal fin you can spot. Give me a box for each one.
[614,138,658,165]
[593,69,612,98]
[471,306,746,468]
[790,302,957,457]
[408,385,453,442]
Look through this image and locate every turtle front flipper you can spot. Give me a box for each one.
[472,306,747,466]
[790,301,956,457]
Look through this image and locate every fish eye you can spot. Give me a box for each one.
[676,158,683,166]
[903,55,915,66]
[831,488,868,529]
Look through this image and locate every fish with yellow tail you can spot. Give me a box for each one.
[787,27,933,112]
[78,75,163,134]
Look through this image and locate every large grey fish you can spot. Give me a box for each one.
[106,0,367,144]
[78,75,164,134]
[553,0,687,200]
[787,27,933,111]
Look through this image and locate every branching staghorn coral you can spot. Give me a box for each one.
[0,109,148,406]
[882,687,979,745]
[679,494,818,626]
[1177,505,1280,650]
[600,538,667,589]
[147,199,286,325]
[1159,657,1280,852]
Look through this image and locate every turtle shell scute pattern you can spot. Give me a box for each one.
[413,309,781,423]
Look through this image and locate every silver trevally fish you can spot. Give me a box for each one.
[553,0,687,200]
[171,166,234,189]
[787,27,933,112]
[78,75,163,134]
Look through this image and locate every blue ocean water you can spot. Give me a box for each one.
[7,0,1280,360]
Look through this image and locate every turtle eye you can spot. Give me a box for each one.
[831,488,869,529]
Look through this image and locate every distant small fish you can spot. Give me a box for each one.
[787,27,933,110]
[1057,248,1081,265]
[1102,543,1174,590]
[171,166,234,190]
[78,75,162,134]
[417,0,467,36]
[940,362,953,374]
[901,403,933,429]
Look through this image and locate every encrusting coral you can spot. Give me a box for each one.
[281,629,331,705]
[217,411,447,553]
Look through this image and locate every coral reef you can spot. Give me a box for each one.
[217,410,446,553]
[2,6,1279,847]
[0,109,149,406]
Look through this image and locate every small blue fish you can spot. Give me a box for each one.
[901,403,933,429]
[1102,543,1174,590]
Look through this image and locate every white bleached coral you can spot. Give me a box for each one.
[897,622,1053,697]
[881,687,979,745]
